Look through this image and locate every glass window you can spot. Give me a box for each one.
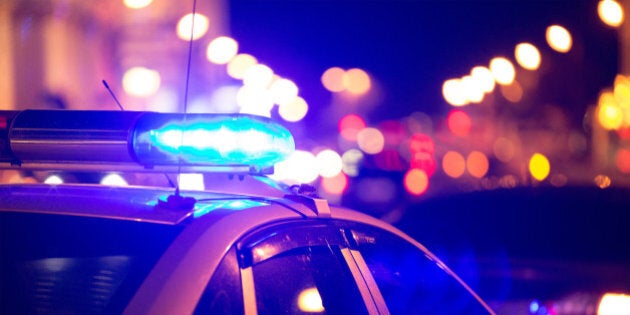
[351,227,490,314]
[252,245,368,315]
[0,212,183,314]
[194,247,244,314]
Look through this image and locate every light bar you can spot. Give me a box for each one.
[0,110,295,174]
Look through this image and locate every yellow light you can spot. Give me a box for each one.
[297,288,324,313]
[123,0,153,9]
[404,168,429,195]
[243,64,274,88]
[271,150,319,184]
[500,80,523,103]
[227,54,258,80]
[466,151,489,178]
[357,127,385,155]
[343,68,371,95]
[598,0,624,28]
[122,67,161,97]
[470,66,495,93]
[594,174,612,189]
[546,25,572,53]
[236,85,274,117]
[515,43,541,70]
[206,36,239,65]
[100,173,128,186]
[489,57,516,85]
[442,78,469,107]
[598,293,630,315]
[321,67,346,92]
[529,153,550,181]
[176,13,209,41]
[442,151,466,178]
[614,75,630,108]
[461,75,484,103]
[598,91,624,130]
[278,96,308,122]
[269,78,298,106]
[315,149,343,178]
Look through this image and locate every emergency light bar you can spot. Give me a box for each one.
[0,110,295,174]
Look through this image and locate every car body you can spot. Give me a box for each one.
[0,110,494,314]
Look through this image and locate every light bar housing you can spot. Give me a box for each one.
[0,110,295,174]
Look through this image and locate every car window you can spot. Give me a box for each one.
[0,212,183,314]
[194,247,244,315]
[350,226,490,314]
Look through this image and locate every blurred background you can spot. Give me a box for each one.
[1,0,629,313]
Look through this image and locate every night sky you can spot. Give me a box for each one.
[229,0,619,125]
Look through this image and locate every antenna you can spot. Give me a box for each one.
[102,80,125,111]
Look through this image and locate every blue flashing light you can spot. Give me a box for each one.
[133,113,295,170]
[193,199,269,218]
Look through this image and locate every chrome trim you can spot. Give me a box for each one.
[340,248,380,315]
[348,249,390,315]
[241,266,258,315]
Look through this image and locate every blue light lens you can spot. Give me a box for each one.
[132,113,295,169]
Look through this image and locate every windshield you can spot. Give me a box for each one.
[0,212,183,314]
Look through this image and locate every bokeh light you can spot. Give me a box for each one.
[44,174,63,185]
[321,172,349,195]
[343,68,371,95]
[321,67,346,92]
[529,153,550,181]
[515,42,541,70]
[461,75,484,103]
[339,114,366,141]
[122,67,161,97]
[598,0,624,28]
[315,149,343,178]
[357,128,385,154]
[341,149,364,177]
[206,36,239,64]
[546,25,572,53]
[404,168,429,195]
[615,149,630,173]
[442,151,466,178]
[447,109,472,137]
[269,78,298,106]
[442,78,468,107]
[100,173,128,186]
[471,66,496,93]
[278,96,308,122]
[124,0,153,9]
[493,137,516,163]
[176,13,209,41]
[500,80,524,103]
[272,150,319,184]
[236,85,274,117]
[598,293,630,315]
[243,64,274,88]
[467,151,489,178]
[489,57,516,85]
[297,288,325,313]
[598,91,624,130]
[227,54,258,79]
[594,174,612,189]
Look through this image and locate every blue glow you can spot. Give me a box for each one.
[193,199,269,218]
[529,300,539,313]
[133,114,295,169]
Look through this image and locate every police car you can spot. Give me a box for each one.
[0,110,494,314]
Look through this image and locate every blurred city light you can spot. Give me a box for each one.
[315,149,343,178]
[243,64,274,87]
[176,13,209,41]
[269,78,299,106]
[343,68,371,95]
[598,293,630,315]
[341,149,364,177]
[339,114,366,141]
[447,109,472,137]
[206,36,239,64]
[466,151,489,178]
[123,0,153,9]
[357,127,385,154]
[442,78,469,107]
[615,149,630,173]
[546,25,573,53]
[471,66,496,93]
[500,80,524,103]
[227,53,258,79]
[278,96,308,122]
[100,173,128,186]
[44,175,64,185]
[598,91,624,130]
[442,151,466,178]
[529,153,551,181]
[493,137,516,163]
[321,67,346,92]
[594,174,612,188]
[122,67,161,97]
[321,172,349,195]
[297,288,324,313]
[613,75,630,108]
[598,0,625,28]
[489,57,516,85]
[271,150,319,184]
[236,85,274,117]
[461,75,485,103]
[515,42,541,70]
[404,168,429,195]
[179,174,205,191]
